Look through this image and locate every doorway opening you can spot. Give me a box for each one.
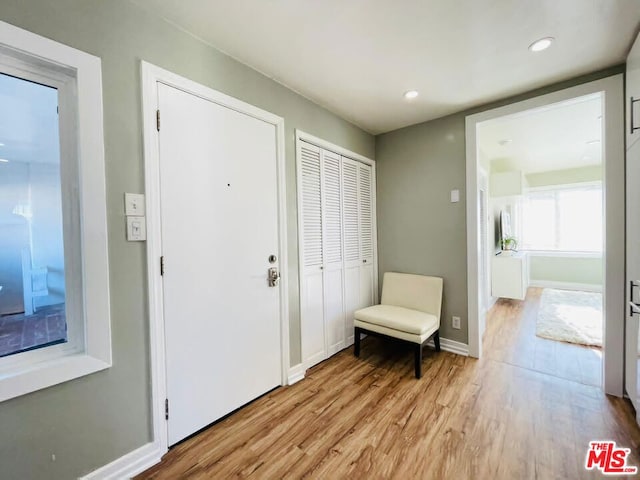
[465,75,625,396]
[141,62,290,454]
[477,93,604,387]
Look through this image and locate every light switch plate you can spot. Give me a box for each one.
[126,216,146,241]
[124,193,145,216]
[450,189,460,203]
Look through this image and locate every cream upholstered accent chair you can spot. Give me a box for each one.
[353,272,443,378]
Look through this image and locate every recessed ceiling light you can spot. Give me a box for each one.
[529,37,554,52]
[0,143,4,147]
[0,159,9,163]
[403,90,419,100]
[586,139,601,145]
[498,139,512,146]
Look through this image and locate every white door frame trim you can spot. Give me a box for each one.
[141,61,289,458]
[294,130,378,370]
[465,75,625,396]
[297,130,376,167]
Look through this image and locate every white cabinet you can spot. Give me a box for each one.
[626,31,640,423]
[491,252,527,301]
[627,32,640,151]
[298,140,376,368]
[299,142,327,367]
[321,149,345,357]
[342,158,375,346]
[626,134,640,420]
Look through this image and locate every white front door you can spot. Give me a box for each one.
[158,83,282,446]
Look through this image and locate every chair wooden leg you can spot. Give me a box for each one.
[354,327,361,357]
[434,331,441,352]
[414,343,422,379]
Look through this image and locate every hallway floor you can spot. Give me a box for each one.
[138,293,639,479]
[485,287,602,387]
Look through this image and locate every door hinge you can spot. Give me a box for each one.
[165,398,169,420]
[156,109,161,132]
[160,256,165,276]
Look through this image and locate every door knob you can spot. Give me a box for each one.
[268,267,280,287]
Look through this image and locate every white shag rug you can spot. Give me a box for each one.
[536,288,603,347]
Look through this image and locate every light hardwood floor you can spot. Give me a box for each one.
[138,289,640,479]
[486,287,602,387]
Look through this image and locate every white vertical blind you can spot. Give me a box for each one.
[322,150,343,264]
[300,142,323,267]
[521,183,603,252]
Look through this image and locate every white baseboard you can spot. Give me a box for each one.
[79,441,164,480]
[529,280,602,293]
[80,334,464,480]
[287,363,305,385]
[427,337,469,356]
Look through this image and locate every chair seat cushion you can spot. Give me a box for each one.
[354,304,438,336]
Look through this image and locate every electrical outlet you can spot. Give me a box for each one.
[452,316,461,329]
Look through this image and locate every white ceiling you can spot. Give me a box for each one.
[477,93,602,174]
[133,0,640,134]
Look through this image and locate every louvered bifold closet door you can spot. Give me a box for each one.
[358,162,375,309]
[299,141,326,367]
[342,157,362,345]
[321,149,346,356]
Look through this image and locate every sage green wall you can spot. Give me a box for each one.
[0,1,373,478]
[529,256,603,286]
[376,115,468,343]
[375,66,622,345]
[526,165,603,187]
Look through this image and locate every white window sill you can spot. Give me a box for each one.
[522,250,603,259]
[0,353,111,402]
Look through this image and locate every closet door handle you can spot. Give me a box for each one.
[630,280,640,315]
[631,97,640,134]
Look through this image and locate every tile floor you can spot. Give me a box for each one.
[0,303,67,357]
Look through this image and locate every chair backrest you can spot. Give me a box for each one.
[381,272,443,320]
